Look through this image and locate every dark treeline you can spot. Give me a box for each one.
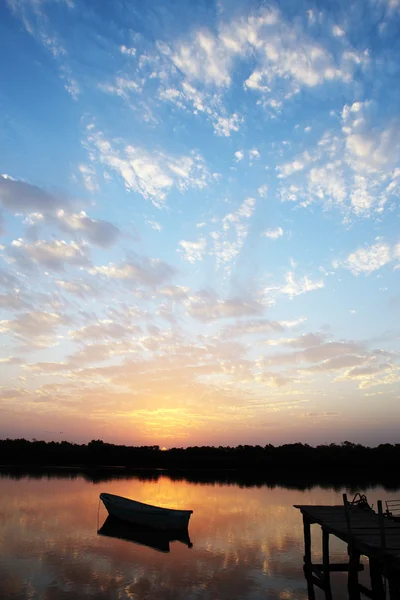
[1,439,400,484]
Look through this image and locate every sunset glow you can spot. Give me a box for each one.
[1,0,399,447]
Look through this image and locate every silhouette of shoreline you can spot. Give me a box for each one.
[1,437,399,489]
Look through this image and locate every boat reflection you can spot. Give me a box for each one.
[97,515,193,553]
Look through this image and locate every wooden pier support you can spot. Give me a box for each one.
[303,514,312,566]
[347,546,361,600]
[295,501,400,600]
[369,558,385,600]
[322,530,332,600]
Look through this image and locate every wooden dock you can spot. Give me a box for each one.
[295,495,400,600]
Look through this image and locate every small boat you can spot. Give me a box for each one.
[98,515,193,553]
[99,492,193,530]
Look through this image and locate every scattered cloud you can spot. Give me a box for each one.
[263,227,284,239]
[87,131,209,207]
[8,239,90,271]
[89,256,176,287]
[264,270,324,300]
[178,237,207,263]
[0,310,67,348]
[0,174,64,214]
[334,242,399,275]
[56,210,120,248]
[234,150,244,162]
[186,289,265,322]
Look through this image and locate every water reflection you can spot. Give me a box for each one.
[98,515,193,552]
[0,471,398,599]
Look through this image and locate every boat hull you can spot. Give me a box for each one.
[100,493,193,530]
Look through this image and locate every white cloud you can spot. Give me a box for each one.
[186,289,265,322]
[264,270,324,300]
[55,279,97,298]
[89,256,176,287]
[249,148,261,161]
[179,238,207,263]
[334,242,396,275]
[234,150,244,162]
[277,105,400,218]
[262,227,283,239]
[159,82,242,136]
[120,45,136,56]
[98,77,141,99]
[277,158,307,178]
[213,113,242,136]
[332,25,345,37]
[0,311,66,348]
[258,184,268,197]
[210,197,256,270]
[160,30,233,87]
[78,164,99,193]
[87,131,209,207]
[70,320,139,342]
[8,239,90,271]
[146,220,162,232]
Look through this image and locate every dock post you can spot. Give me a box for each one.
[369,558,385,600]
[348,547,361,600]
[322,529,332,599]
[303,514,312,566]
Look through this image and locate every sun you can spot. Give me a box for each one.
[161,447,167,451]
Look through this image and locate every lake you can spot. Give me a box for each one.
[0,471,398,599]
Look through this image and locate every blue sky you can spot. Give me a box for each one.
[0,0,399,447]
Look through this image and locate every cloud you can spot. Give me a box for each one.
[0,291,32,311]
[258,185,268,197]
[8,239,90,271]
[89,256,176,287]
[186,289,265,322]
[264,270,324,300]
[210,197,256,271]
[159,82,242,136]
[120,45,136,56]
[179,238,207,263]
[265,332,327,348]
[99,77,142,99]
[0,174,64,214]
[277,101,400,218]
[55,279,98,298]
[78,164,99,193]
[87,131,209,207]
[249,149,260,161]
[334,242,398,275]
[307,354,367,372]
[266,340,365,366]
[234,150,244,162]
[161,6,361,109]
[159,285,189,301]
[262,227,283,239]
[55,210,120,248]
[160,30,232,87]
[69,320,141,343]
[0,176,120,247]
[0,311,67,348]
[220,318,285,339]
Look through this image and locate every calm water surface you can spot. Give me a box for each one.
[0,472,398,600]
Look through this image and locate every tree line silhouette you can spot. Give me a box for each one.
[0,439,399,481]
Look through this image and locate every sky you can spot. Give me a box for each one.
[0,0,399,448]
